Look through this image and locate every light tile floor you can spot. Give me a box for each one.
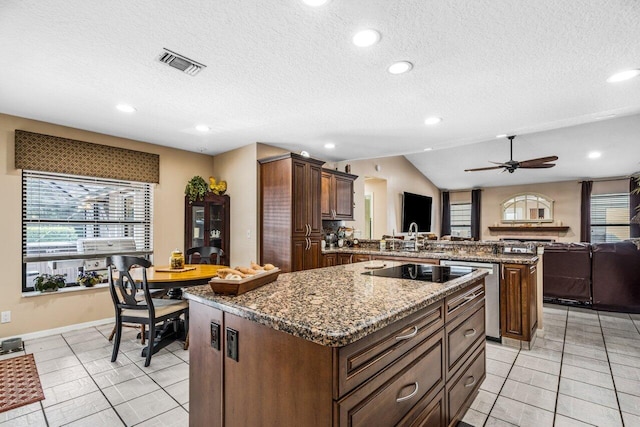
[464,304,640,427]
[1,304,639,426]
[1,324,189,426]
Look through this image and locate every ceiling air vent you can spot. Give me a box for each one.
[157,48,206,76]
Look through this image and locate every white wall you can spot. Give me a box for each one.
[334,156,441,238]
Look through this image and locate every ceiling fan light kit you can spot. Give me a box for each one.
[465,135,558,174]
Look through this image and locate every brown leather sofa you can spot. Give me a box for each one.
[543,243,592,304]
[591,241,640,313]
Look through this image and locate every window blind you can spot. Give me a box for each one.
[22,171,153,262]
[450,203,471,238]
[590,193,629,243]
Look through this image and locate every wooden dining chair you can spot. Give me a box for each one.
[186,246,224,265]
[107,255,189,367]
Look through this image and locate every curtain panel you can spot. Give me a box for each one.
[14,130,160,183]
[631,177,640,238]
[471,189,481,241]
[580,180,593,242]
[440,191,451,237]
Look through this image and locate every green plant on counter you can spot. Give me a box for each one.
[77,270,103,287]
[33,273,67,292]
[185,176,209,203]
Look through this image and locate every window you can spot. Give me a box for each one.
[22,171,153,291]
[450,203,471,238]
[501,193,554,222]
[591,193,630,243]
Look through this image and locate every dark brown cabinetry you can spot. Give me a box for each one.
[323,253,337,267]
[184,194,230,265]
[338,253,354,264]
[189,278,485,427]
[260,153,324,272]
[321,170,357,220]
[501,263,538,342]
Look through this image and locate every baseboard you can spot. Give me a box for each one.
[1,317,114,342]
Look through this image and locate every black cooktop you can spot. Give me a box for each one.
[362,264,475,283]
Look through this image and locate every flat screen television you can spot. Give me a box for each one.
[402,192,432,232]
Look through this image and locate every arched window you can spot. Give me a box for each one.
[501,193,554,223]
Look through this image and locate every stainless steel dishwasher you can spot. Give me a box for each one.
[441,260,501,341]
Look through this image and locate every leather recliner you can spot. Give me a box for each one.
[591,241,640,313]
[543,243,592,304]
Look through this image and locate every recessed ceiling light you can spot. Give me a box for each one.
[302,0,329,6]
[195,125,211,132]
[588,151,602,159]
[496,134,507,138]
[300,151,310,158]
[116,104,136,113]
[324,143,335,149]
[352,29,381,47]
[388,61,413,74]
[606,69,640,83]
[423,147,433,151]
[424,117,442,126]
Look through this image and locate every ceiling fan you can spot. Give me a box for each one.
[465,135,558,173]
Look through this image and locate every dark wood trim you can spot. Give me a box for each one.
[488,226,569,232]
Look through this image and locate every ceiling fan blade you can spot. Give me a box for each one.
[519,163,556,169]
[518,156,559,167]
[464,165,504,172]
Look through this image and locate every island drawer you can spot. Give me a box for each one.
[444,279,484,322]
[335,329,445,427]
[335,301,444,397]
[446,342,485,426]
[445,299,485,379]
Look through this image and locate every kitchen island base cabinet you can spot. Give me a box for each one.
[500,263,537,344]
[189,278,486,427]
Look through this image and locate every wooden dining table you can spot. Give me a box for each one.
[128,264,224,290]
[123,264,224,356]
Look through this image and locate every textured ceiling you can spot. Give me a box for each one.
[1,0,639,189]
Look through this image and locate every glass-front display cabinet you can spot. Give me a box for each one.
[184,194,230,265]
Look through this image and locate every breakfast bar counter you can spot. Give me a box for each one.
[185,262,488,427]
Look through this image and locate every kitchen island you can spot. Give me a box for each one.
[185,261,488,427]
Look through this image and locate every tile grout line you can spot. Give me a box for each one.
[481,343,521,426]
[551,306,568,427]
[60,327,128,427]
[598,311,626,427]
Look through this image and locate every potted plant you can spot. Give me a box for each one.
[33,273,67,292]
[185,176,209,203]
[77,270,103,287]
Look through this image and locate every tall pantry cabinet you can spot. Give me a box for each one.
[259,153,323,272]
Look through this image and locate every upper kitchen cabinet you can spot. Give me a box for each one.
[185,193,230,265]
[321,169,358,220]
[260,153,324,272]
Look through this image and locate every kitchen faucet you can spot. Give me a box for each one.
[408,222,419,251]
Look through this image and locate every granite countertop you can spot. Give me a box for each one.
[184,261,488,348]
[322,247,539,264]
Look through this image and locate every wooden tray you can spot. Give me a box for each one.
[209,268,280,296]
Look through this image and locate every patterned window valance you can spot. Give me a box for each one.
[14,130,159,183]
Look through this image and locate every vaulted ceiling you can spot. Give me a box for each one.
[1,0,639,189]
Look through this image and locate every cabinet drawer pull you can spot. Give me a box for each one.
[396,382,419,402]
[464,293,479,301]
[464,376,476,388]
[395,326,418,341]
[464,328,477,337]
